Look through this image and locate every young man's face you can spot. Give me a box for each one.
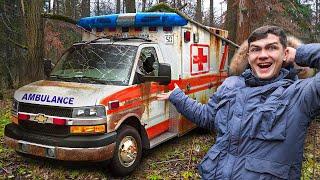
[248,34,288,80]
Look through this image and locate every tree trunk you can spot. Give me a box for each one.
[142,0,146,12]
[226,0,238,62]
[125,0,136,13]
[81,0,90,17]
[65,0,72,17]
[209,0,214,27]
[176,0,182,8]
[116,0,121,13]
[195,0,202,23]
[316,0,319,25]
[53,0,57,14]
[96,0,100,15]
[23,0,44,84]
[235,0,252,44]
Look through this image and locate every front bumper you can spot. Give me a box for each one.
[4,123,117,161]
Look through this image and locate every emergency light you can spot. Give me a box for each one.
[77,12,188,30]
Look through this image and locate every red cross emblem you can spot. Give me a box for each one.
[190,44,210,75]
[193,48,207,71]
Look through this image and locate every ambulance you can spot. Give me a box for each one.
[4,12,230,176]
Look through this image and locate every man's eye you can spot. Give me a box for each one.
[267,46,277,51]
[249,48,260,52]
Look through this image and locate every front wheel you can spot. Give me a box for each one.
[109,125,142,176]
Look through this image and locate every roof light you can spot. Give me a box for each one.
[122,27,129,33]
[163,27,173,32]
[77,13,188,29]
[184,31,191,42]
[96,28,104,32]
[149,27,157,32]
[108,27,116,32]
[78,14,118,29]
[117,13,135,27]
[134,12,188,27]
[134,27,142,32]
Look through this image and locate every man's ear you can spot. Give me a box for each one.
[284,47,290,60]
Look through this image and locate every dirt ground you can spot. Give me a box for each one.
[1,99,320,179]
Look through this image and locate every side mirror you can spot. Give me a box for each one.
[158,63,171,85]
[43,58,54,77]
[144,63,171,85]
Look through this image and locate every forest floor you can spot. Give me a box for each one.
[0,99,320,179]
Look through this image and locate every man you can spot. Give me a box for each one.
[157,26,320,179]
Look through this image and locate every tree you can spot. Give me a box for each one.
[209,0,214,27]
[125,0,136,13]
[116,0,121,13]
[95,0,100,15]
[23,0,44,84]
[81,0,90,17]
[195,0,202,23]
[142,0,146,11]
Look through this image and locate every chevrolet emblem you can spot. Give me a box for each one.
[34,114,48,123]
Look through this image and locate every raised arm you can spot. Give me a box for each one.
[294,44,320,118]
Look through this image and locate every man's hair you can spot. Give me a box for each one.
[247,25,287,48]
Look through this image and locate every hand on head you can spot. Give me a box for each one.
[283,47,297,67]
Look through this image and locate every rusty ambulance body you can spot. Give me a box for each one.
[4,12,229,175]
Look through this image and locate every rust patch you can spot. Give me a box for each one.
[140,82,152,119]
[179,116,196,136]
[56,143,115,161]
[108,107,144,132]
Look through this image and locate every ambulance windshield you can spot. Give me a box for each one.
[50,43,137,85]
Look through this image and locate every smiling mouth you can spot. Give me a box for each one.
[258,62,273,70]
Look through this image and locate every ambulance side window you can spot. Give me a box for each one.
[133,47,159,84]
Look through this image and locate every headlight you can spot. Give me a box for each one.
[12,99,19,114]
[72,105,106,118]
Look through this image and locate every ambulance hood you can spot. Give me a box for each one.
[14,80,128,107]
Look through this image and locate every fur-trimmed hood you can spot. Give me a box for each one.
[229,36,315,79]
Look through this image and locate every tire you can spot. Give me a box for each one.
[109,125,142,176]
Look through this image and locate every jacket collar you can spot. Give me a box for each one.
[241,67,297,87]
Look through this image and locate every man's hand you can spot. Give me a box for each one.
[157,83,179,100]
[284,47,297,67]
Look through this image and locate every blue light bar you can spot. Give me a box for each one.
[135,12,187,27]
[77,13,188,30]
[78,14,118,29]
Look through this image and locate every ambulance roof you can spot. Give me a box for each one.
[77,12,188,30]
[75,38,156,46]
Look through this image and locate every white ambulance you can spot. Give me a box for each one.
[4,12,230,176]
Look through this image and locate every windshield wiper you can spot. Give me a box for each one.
[76,76,108,84]
[49,75,68,81]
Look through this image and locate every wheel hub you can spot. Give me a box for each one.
[118,136,138,167]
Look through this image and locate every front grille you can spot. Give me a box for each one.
[19,120,70,136]
[19,102,73,117]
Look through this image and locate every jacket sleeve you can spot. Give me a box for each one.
[295,43,320,118]
[168,88,219,131]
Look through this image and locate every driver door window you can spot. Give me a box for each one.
[133,47,159,84]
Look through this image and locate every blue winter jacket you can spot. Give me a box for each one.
[169,44,320,179]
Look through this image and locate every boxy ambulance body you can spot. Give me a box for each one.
[4,12,229,175]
